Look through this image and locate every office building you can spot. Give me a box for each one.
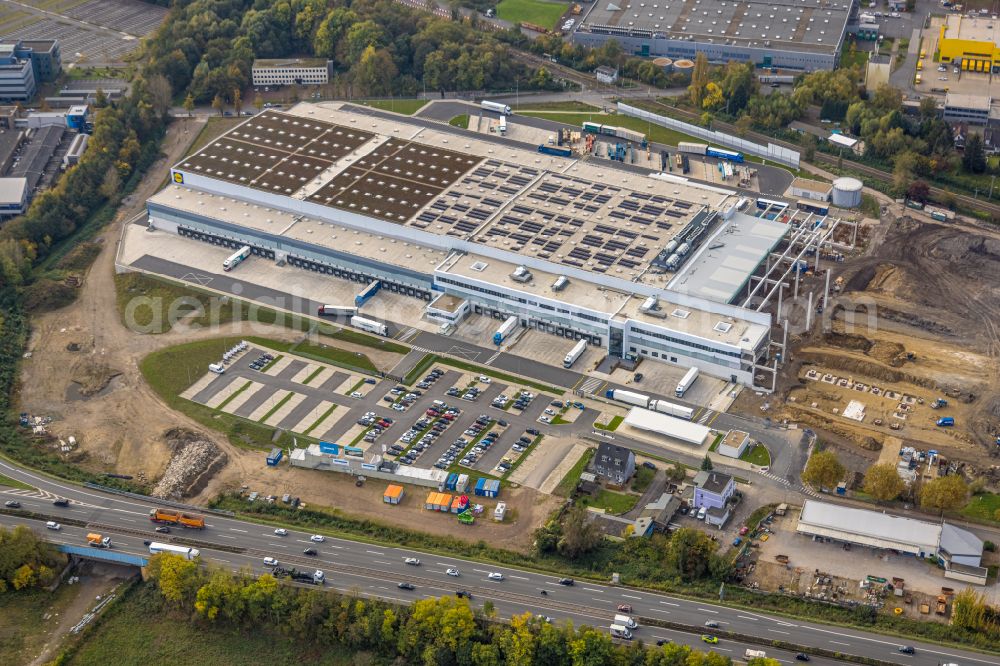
[942,93,992,125]
[0,43,35,102]
[252,58,332,87]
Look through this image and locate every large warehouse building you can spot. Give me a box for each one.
[571,0,853,71]
[938,14,1000,72]
[796,500,987,585]
[144,104,811,388]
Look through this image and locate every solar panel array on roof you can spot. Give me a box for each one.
[307,138,480,223]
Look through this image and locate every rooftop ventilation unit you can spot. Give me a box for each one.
[552,275,570,291]
[511,266,533,283]
[470,261,488,272]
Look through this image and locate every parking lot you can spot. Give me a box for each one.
[0,0,167,66]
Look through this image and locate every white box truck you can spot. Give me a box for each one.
[614,614,638,629]
[745,649,767,659]
[675,366,699,398]
[563,339,587,368]
[481,100,511,115]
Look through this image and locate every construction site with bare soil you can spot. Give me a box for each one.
[740,211,1000,485]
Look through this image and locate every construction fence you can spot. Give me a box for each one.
[617,103,801,169]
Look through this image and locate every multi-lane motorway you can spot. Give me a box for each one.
[1,460,995,666]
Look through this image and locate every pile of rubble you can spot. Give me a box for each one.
[152,428,227,500]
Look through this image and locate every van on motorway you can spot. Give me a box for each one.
[614,614,638,629]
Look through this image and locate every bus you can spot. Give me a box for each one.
[223,246,251,271]
[318,305,358,317]
[355,280,381,307]
[350,315,388,336]
[148,542,201,560]
[796,200,830,216]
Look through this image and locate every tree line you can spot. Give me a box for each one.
[0,525,66,592]
[143,0,559,106]
[147,552,734,666]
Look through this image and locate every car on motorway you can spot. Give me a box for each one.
[701,635,718,644]
[53,498,69,507]
[657,639,671,646]
[487,572,504,581]
[898,646,915,655]
[263,557,279,567]
[310,534,325,542]
[558,578,574,586]
[704,620,719,628]
[303,548,318,556]
[537,615,553,623]
[456,590,472,599]
[404,557,421,566]
[45,521,61,530]
[274,528,288,536]
[446,568,460,577]
[617,604,633,613]
[155,526,171,534]
[398,582,415,590]
[4,500,20,508]
[795,654,810,662]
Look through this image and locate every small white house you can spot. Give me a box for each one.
[595,66,618,84]
[717,430,749,458]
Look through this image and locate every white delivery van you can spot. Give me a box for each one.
[208,363,225,374]
[614,614,638,629]
[610,624,633,639]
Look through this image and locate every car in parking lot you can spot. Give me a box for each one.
[526,428,539,436]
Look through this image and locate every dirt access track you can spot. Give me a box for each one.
[750,214,1000,477]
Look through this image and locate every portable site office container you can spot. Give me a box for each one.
[456,474,470,493]
[383,484,404,504]
[474,478,486,495]
[446,473,459,491]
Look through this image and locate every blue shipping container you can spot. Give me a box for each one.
[266,447,283,466]
[538,144,572,158]
[446,473,458,490]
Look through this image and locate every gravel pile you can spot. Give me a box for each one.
[152,428,227,500]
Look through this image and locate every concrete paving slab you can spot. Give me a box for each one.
[247,389,292,421]
[318,370,351,392]
[232,385,279,419]
[180,371,219,401]
[203,377,249,409]
[217,381,266,415]
[292,363,324,385]
[263,355,294,377]
[291,400,336,435]
[264,391,307,427]
[538,442,589,495]
[275,358,308,381]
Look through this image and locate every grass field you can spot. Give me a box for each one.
[449,114,469,129]
[497,0,569,29]
[0,585,82,665]
[357,99,427,115]
[740,443,771,467]
[554,447,594,497]
[246,336,378,373]
[518,100,600,112]
[0,472,33,490]
[182,116,242,158]
[594,415,624,431]
[65,584,355,666]
[583,487,639,514]
[962,492,1000,523]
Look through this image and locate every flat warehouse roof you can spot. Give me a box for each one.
[579,0,851,54]
[254,58,328,68]
[792,177,833,193]
[666,211,789,304]
[797,500,940,550]
[944,93,992,111]
[624,407,711,444]
[944,14,1000,44]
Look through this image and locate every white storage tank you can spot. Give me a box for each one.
[831,177,863,208]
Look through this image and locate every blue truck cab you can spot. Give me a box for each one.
[936,417,955,427]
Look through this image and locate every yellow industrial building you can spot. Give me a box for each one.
[938,15,1000,71]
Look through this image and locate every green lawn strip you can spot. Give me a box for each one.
[258,391,294,424]
[497,0,568,28]
[631,465,655,493]
[0,472,33,490]
[518,100,601,112]
[448,114,469,129]
[554,447,594,497]
[502,434,543,480]
[708,432,724,452]
[344,378,367,396]
[215,380,252,412]
[582,487,639,514]
[140,338,292,450]
[357,99,427,115]
[740,443,771,467]
[244,336,377,374]
[402,353,438,385]
[300,366,325,386]
[328,327,409,354]
[302,404,337,437]
[594,414,624,431]
[206,493,1000,654]
[435,356,563,394]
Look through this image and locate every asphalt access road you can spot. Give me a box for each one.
[405,100,794,196]
[2,461,994,666]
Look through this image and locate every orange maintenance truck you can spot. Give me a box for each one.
[87,533,112,548]
[149,508,206,529]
